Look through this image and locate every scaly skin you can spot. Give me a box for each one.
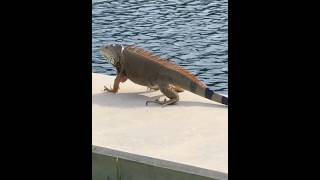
[100,44,228,106]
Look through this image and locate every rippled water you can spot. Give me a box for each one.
[92,0,228,94]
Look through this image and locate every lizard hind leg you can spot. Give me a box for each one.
[147,85,160,91]
[146,86,179,107]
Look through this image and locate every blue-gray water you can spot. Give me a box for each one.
[92,0,228,94]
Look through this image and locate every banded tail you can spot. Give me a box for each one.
[204,88,228,105]
[175,76,228,106]
[191,86,228,106]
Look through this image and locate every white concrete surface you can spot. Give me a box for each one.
[92,73,228,174]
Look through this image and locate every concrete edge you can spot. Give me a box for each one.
[92,145,228,180]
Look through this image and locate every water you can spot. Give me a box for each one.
[92,0,228,94]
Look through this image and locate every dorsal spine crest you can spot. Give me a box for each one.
[126,45,207,88]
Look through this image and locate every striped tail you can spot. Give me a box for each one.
[168,65,228,106]
[204,88,228,105]
[175,77,228,106]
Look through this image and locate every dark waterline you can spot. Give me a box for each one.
[92,0,228,95]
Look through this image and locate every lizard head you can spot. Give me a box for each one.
[100,44,123,67]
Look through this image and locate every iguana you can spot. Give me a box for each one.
[100,44,228,106]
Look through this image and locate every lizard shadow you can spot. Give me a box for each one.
[92,91,227,109]
[176,101,227,108]
[92,91,162,108]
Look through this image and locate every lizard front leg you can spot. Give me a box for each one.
[104,74,127,93]
[146,86,179,107]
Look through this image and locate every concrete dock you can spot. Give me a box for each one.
[92,73,228,180]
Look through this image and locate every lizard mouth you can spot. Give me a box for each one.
[100,48,115,65]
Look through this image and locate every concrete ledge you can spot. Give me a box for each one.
[92,73,228,179]
[93,145,227,180]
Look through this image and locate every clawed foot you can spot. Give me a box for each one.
[104,85,117,93]
[145,98,177,107]
[104,85,111,92]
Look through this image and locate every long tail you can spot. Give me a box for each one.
[175,76,228,106]
[166,63,228,105]
[204,88,228,105]
[191,86,228,105]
